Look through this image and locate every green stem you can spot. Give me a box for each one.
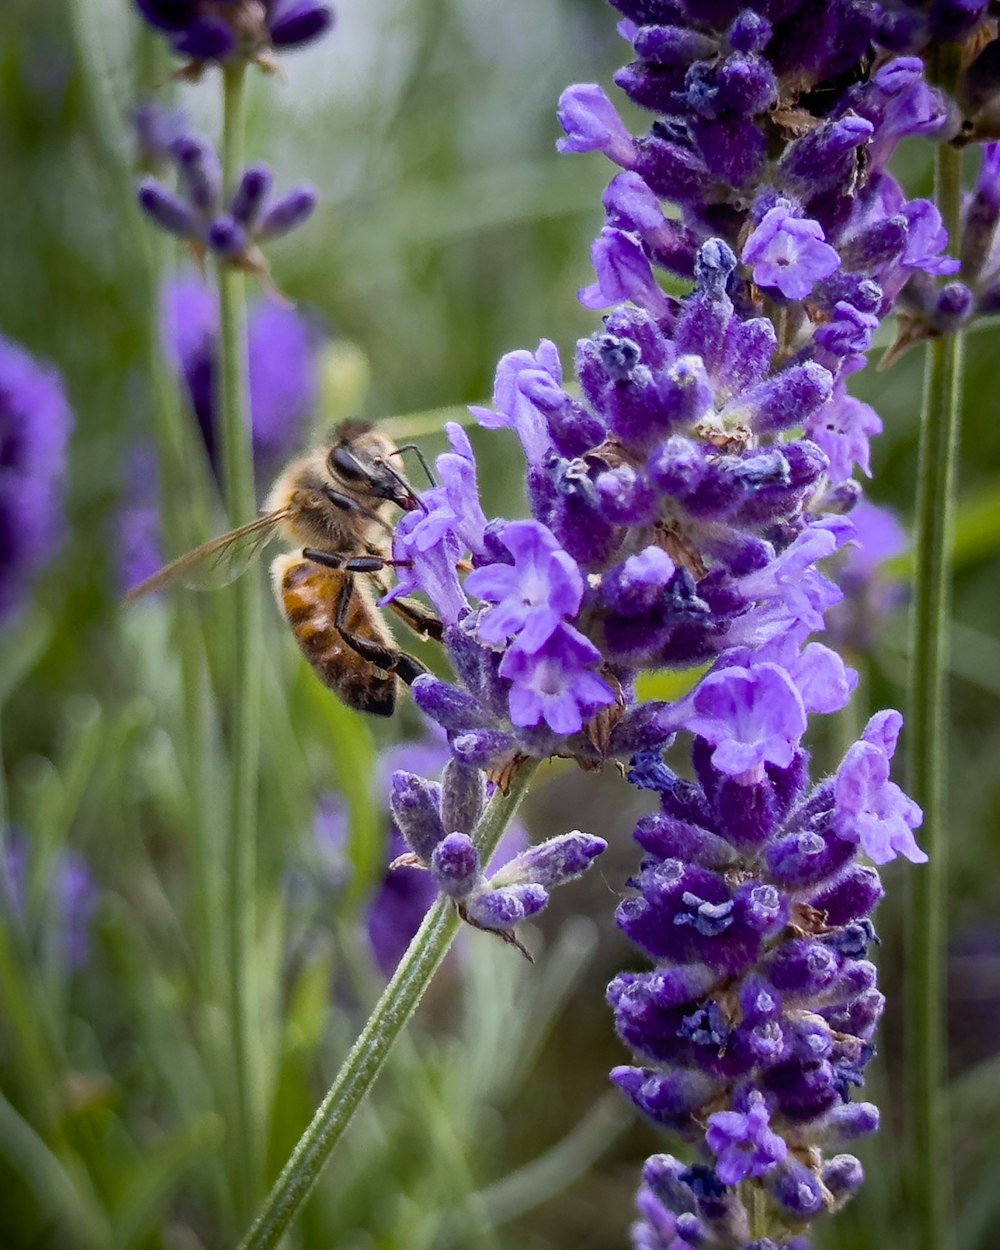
[905,59,964,1250]
[219,61,263,1222]
[237,760,540,1250]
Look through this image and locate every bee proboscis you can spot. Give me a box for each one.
[125,419,441,717]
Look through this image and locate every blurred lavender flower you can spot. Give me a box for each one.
[162,272,319,475]
[827,500,908,652]
[132,99,189,171]
[117,443,164,596]
[133,0,334,71]
[116,276,318,594]
[3,834,98,970]
[57,850,99,970]
[0,332,74,624]
[137,132,317,276]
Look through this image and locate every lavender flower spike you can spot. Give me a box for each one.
[133,0,334,71]
[371,3,936,1242]
[389,761,606,950]
[609,723,914,1244]
[0,332,74,623]
[136,131,317,277]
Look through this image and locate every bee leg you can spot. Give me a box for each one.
[302,548,412,575]
[386,596,444,643]
[321,486,364,512]
[334,578,430,686]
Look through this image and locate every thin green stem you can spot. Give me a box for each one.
[219,61,263,1222]
[237,759,540,1250]
[905,54,964,1250]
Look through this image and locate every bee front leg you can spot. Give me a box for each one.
[333,577,430,687]
[302,548,408,575]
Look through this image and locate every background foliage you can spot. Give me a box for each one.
[0,0,998,1246]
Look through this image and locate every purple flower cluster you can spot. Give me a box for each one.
[371,2,949,1243]
[390,758,606,941]
[138,131,316,274]
[311,735,520,975]
[613,715,920,1244]
[0,332,74,624]
[133,0,333,70]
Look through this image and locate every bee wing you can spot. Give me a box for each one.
[124,511,290,604]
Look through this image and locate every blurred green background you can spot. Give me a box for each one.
[1,0,999,1246]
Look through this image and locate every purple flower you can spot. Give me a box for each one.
[743,207,840,301]
[133,0,334,65]
[829,501,908,651]
[580,228,674,317]
[466,520,583,653]
[612,729,896,1242]
[491,831,607,889]
[470,342,559,467]
[0,332,74,622]
[3,834,97,970]
[117,443,165,596]
[162,274,319,474]
[706,1091,787,1185]
[386,754,603,943]
[57,851,99,970]
[631,1183,694,1250]
[806,387,883,483]
[683,663,807,780]
[900,200,960,276]
[137,135,317,264]
[367,830,439,974]
[735,524,843,637]
[246,298,320,468]
[132,99,188,169]
[557,84,638,168]
[436,423,488,557]
[834,712,926,864]
[500,624,614,735]
[384,487,469,624]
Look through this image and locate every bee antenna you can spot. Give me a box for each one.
[390,444,437,488]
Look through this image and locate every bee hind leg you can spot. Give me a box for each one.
[334,577,430,687]
[386,596,444,643]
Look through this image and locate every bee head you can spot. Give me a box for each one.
[327,420,422,512]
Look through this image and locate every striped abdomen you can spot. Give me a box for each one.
[272,553,397,717]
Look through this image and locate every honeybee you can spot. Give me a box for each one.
[126,420,442,716]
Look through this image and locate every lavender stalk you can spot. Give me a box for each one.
[217,59,264,1220]
[237,759,539,1250]
[906,51,966,1249]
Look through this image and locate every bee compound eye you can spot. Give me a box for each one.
[330,445,364,481]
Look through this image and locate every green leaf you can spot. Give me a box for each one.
[110,1113,225,1250]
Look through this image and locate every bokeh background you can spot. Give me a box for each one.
[1,0,999,1246]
